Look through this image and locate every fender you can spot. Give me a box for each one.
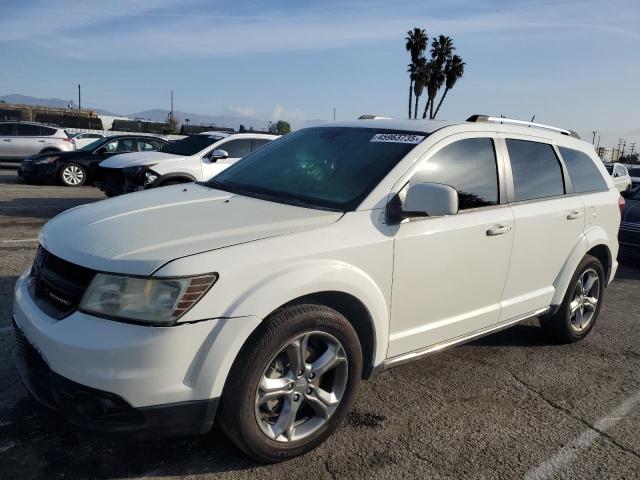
[220,259,390,367]
[180,259,391,400]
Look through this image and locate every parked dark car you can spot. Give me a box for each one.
[620,188,640,250]
[17,135,169,186]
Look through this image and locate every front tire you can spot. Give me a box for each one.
[59,163,86,187]
[219,304,362,462]
[541,255,605,343]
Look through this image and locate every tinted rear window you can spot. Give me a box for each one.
[507,139,565,201]
[559,147,607,193]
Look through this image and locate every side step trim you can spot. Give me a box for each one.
[382,307,550,370]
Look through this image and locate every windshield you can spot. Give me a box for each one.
[80,137,109,151]
[207,127,426,211]
[160,134,223,156]
[604,164,614,174]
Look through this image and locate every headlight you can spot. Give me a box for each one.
[144,170,159,185]
[34,156,59,164]
[80,273,218,325]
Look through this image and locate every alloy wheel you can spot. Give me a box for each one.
[570,268,600,332]
[254,331,348,443]
[62,165,84,185]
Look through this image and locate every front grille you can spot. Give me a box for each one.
[13,320,50,378]
[29,246,96,319]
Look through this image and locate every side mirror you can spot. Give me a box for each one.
[209,149,228,162]
[402,182,458,218]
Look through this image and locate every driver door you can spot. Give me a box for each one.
[388,135,514,357]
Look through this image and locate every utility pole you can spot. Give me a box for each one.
[596,134,601,150]
[630,143,637,155]
[78,84,81,110]
[592,130,598,144]
[170,90,174,120]
[333,107,336,121]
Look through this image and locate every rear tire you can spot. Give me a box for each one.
[59,163,86,187]
[541,255,605,343]
[218,304,362,462]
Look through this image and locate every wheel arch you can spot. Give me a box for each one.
[153,173,196,187]
[550,233,613,309]
[281,291,377,379]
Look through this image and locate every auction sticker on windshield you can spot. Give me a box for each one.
[370,133,425,144]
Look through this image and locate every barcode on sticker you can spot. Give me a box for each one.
[370,133,425,144]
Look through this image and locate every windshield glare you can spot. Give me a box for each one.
[160,134,223,156]
[208,127,425,211]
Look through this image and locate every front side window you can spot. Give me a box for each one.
[219,139,252,158]
[210,127,426,211]
[252,139,272,151]
[414,138,499,210]
[507,139,564,201]
[17,124,41,136]
[105,138,134,153]
[559,147,607,193]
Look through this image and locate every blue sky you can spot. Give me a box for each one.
[0,0,639,141]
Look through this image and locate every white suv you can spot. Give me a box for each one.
[97,131,278,196]
[12,116,621,461]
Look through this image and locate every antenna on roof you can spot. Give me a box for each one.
[530,114,535,122]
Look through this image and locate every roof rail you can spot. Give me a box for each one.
[358,115,392,120]
[466,115,581,139]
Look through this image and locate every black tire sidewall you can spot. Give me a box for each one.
[558,255,605,341]
[59,163,86,187]
[220,305,362,462]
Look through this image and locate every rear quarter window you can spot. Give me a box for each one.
[558,147,608,193]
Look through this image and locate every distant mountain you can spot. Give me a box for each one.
[0,94,119,116]
[127,109,269,131]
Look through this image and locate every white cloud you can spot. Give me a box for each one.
[3,0,638,59]
[225,105,256,118]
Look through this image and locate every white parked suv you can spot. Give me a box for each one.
[604,162,631,192]
[96,131,278,196]
[0,121,74,160]
[13,116,621,461]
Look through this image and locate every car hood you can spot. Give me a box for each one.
[99,151,182,168]
[40,183,342,276]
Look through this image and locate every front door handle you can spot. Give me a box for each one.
[2,139,11,142]
[37,140,45,143]
[567,210,583,220]
[487,225,512,236]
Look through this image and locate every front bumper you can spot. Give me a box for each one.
[13,319,218,436]
[12,271,253,435]
[18,161,57,183]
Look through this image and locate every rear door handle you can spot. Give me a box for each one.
[2,139,11,142]
[486,225,512,236]
[37,140,45,143]
[567,210,583,220]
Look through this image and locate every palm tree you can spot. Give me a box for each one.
[430,35,454,68]
[422,60,444,119]
[432,55,465,119]
[405,28,427,118]
[413,58,429,119]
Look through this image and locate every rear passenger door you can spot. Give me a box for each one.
[389,135,514,357]
[499,136,585,321]
[14,123,43,157]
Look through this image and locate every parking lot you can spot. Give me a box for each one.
[1,166,639,479]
